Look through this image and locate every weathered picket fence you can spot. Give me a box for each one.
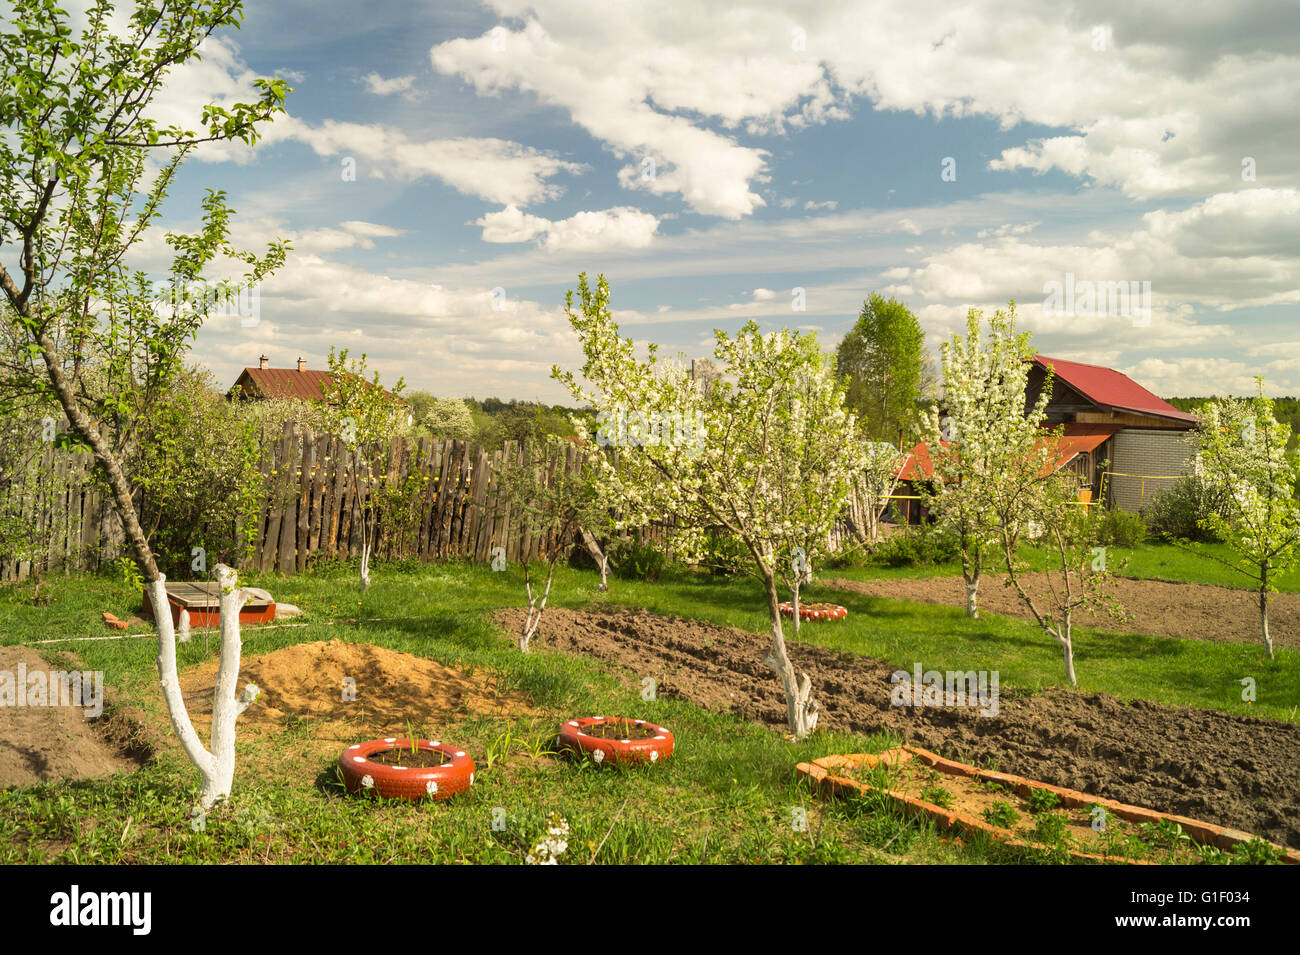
[0,422,672,582]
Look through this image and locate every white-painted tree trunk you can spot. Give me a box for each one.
[518,560,556,652]
[359,542,372,591]
[1057,617,1077,687]
[1259,588,1275,659]
[964,574,980,618]
[765,579,818,737]
[150,564,260,811]
[579,527,608,591]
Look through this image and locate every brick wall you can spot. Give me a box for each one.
[1108,429,1196,512]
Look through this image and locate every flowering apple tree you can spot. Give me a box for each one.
[1192,380,1300,659]
[553,273,867,737]
[920,302,1052,618]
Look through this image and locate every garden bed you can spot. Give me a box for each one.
[499,605,1300,848]
[797,746,1298,864]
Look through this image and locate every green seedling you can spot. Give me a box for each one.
[919,785,953,809]
[1033,812,1069,846]
[516,723,557,760]
[484,730,515,771]
[982,801,1021,829]
[1232,837,1283,865]
[1138,818,1190,850]
[1027,789,1061,814]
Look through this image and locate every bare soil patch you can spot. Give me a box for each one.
[497,606,1300,848]
[172,639,537,764]
[826,574,1299,651]
[0,645,147,788]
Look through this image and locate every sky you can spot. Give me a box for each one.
[118,0,1300,403]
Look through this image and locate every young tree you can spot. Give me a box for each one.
[1192,381,1300,658]
[554,274,867,737]
[836,293,926,446]
[993,445,1121,687]
[0,0,289,809]
[317,347,406,590]
[920,302,1051,618]
[495,435,606,650]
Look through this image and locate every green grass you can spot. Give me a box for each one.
[0,560,1003,865]
[0,556,1292,864]
[827,538,1300,593]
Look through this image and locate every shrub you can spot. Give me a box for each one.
[869,526,960,567]
[1146,475,1231,542]
[698,528,749,576]
[609,535,670,581]
[1093,507,1148,547]
[825,543,871,569]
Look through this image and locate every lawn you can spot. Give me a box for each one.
[828,537,1300,593]
[0,557,1292,864]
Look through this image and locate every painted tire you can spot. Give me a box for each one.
[559,717,674,765]
[778,602,848,621]
[339,738,475,801]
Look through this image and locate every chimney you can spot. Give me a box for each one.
[258,354,269,370]
[297,357,307,372]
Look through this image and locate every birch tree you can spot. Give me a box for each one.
[920,302,1051,617]
[0,0,289,808]
[553,273,867,737]
[1192,381,1300,658]
[848,440,905,546]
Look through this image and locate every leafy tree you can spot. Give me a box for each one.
[920,302,1051,618]
[134,366,264,575]
[554,273,867,737]
[1192,380,1300,658]
[317,347,405,590]
[0,0,289,810]
[422,396,475,441]
[836,293,926,446]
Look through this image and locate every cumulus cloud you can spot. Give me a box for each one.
[429,1,1299,216]
[472,205,659,251]
[361,72,417,97]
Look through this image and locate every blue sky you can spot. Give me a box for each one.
[134,0,1299,403]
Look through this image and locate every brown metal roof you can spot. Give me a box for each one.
[229,367,402,403]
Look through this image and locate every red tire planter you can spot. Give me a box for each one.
[778,601,848,621]
[559,717,674,765]
[339,738,475,801]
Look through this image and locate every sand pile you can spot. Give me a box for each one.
[176,639,535,744]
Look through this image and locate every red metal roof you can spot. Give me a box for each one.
[897,425,1114,482]
[230,367,402,403]
[1034,355,1197,425]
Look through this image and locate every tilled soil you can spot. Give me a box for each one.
[496,606,1300,848]
[825,573,1299,651]
[0,645,146,788]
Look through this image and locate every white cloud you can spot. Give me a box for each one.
[472,205,660,251]
[270,118,586,205]
[429,1,1300,216]
[361,73,417,97]
[804,200,838,211]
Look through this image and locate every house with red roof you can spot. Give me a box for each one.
[892,356,1198,520]
[228,355,404,406]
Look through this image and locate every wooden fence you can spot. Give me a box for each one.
[0,422,671,583]
[0,419,880,584]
